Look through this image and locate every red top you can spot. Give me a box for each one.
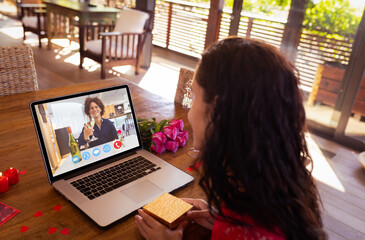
[211,205,285,240]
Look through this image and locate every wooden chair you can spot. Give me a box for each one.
[175,68,194,107]
[0,45,39,97]
[79,8,153,79]
[17,1,47,48]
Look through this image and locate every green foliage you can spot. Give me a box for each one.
[254,0,289,13]
[303,0,362,37]
[222,0,289,12]
[183,0,362,37]
[137,118,169,151]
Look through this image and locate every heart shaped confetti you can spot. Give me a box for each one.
[20,226,29,233]
[60,228,69,235]
[186,167,193,172]
[19,171,28,175]
[33,211,43,217]
[53,205,62,211]
[194,161,202,170]
[48,227,57,234]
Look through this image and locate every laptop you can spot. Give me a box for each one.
[30,84,194,227]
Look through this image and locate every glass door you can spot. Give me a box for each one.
[343,75,365,145]
[302,2,365,151]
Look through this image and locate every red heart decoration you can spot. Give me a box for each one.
[20,226,29,233]
[33,211,43,217]
[48,227,57,234]
[186,167,193,172]
[20,171,28,175]
[60,228,69,235]
[194,161,202,170]
[53,205,62,211]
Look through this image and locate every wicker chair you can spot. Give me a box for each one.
[17,1,47,48]
[79,8,153,79]
[175,68,194,107]
[0,45,39,97]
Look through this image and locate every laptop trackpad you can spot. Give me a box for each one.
[121,180,163,204]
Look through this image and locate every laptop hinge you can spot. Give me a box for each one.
[64,151,138,180]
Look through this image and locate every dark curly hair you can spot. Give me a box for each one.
[84,97,105,117]
[196,37,325,239]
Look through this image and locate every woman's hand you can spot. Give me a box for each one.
[83,124,94,141]
[181,198,217,230]
[135,209,188,240]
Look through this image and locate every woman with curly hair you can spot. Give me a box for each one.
[78,97,118,148]
[135,37,326,240]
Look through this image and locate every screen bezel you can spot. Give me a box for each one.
[30,84,143,184]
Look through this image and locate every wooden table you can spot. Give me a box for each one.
[0,79,210,239]
[43,0,120,50]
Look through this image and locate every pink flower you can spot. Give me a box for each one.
[176,136,187,147]
[117,130,122,134]
[177,130,188,141]
[163,126,178,140]
[152,132,167,145]
[151,144,166,154]
[170,119,184,131]
[165,140,179,153]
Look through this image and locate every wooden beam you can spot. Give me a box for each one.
[136,0,155,68]
[334,8,365,137]
[205,0,224,49]
[280,0,308,63]
[228,0,243,36]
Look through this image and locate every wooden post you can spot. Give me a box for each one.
[307,64,324,106]
[246,17,253,38]
[205,0,224,49]
[228,0,243,36]
[136,0,155,68]
[333,9,365,136]
[166,2,172,48]
[280,0,308,63]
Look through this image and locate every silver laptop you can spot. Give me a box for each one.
[30,84,194,227]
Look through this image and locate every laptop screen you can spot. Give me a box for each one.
[30,85,142,181]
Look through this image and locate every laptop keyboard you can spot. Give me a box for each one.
[70,156,161,200]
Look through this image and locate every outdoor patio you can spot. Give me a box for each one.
[0,6,365,239]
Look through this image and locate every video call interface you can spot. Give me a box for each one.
[34,88,140,177]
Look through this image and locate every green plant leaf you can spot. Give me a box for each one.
[159,120,168,130]
[137,118,148,122]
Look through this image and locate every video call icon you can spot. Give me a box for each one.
[114,141,122,149]
[103,144,111,153]
[82,152,91,160]
[72,156,81,163]
[93,148,101,156]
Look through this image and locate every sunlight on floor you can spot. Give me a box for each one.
[0,14,9,20]
[306,134,345,192]
[51,39,79,50]
[0,26,23,39]
[23,37,49,47]
[113,66,132,75]
[138,62,179,101]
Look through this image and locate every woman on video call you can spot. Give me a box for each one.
[135,37,326,240]
[78,97,118,148]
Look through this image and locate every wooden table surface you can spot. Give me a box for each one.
[43,0,121,50]
[0,78,210,239]
[43,0,122,13]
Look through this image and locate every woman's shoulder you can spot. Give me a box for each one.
[211,205,285,240]
[102,118,113,125]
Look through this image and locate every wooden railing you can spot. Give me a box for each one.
[218,10,286,50]
[93,0,135,9]
[153,0,356,92]
[153,0,209,58]
[295,32,353,91]
[89,0,354,92]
